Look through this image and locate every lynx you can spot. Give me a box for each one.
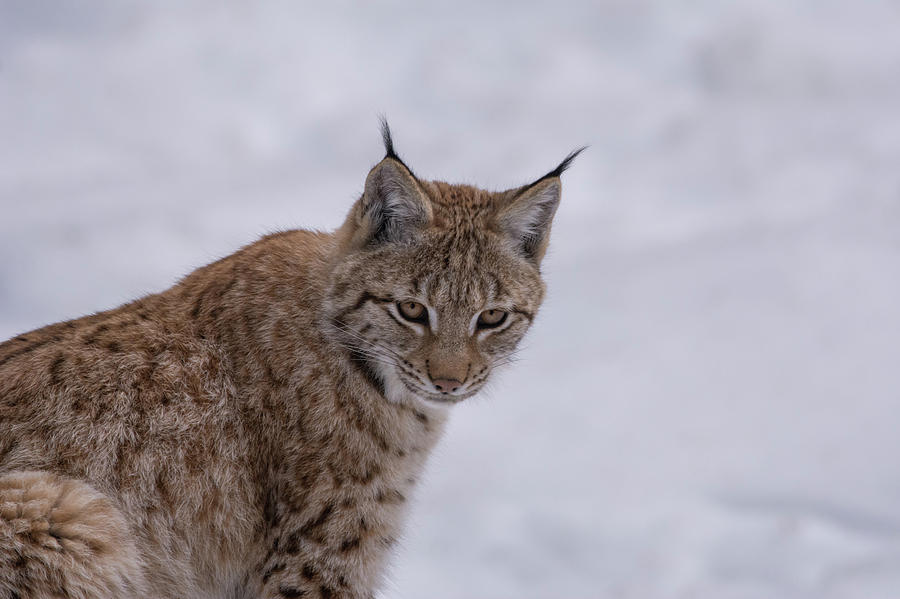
[0,123,581,599]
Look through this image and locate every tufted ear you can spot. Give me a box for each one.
[353,122,432,247]
[497,147,585,265]
[497,178,562,265]
[355,158,432,246]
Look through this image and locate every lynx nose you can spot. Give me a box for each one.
[432,378,464,393]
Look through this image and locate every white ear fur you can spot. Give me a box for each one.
[497,178,561,264]
[358,158,432,245]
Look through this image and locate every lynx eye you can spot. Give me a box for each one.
[397,301,427,323]
[477,309,508,329]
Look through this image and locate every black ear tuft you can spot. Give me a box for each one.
[531,146,588,185]
[379,116,399,161]
[378,116,418,178]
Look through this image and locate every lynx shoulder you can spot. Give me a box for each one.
[0,123,581,599]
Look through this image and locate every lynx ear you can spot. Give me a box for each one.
[497,178,562,265]
[497,147,584,264]
[356,157,432,246]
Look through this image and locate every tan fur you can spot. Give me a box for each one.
[0,471,145,598]
[0,135,572,598]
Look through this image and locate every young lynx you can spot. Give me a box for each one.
[0,123,581,599]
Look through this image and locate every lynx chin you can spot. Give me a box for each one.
[0,122,582,599]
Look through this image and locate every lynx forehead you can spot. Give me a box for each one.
[0,122,581,599]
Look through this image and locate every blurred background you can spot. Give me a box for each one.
[2,1,899,597]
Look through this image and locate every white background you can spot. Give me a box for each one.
[2,1,899,597]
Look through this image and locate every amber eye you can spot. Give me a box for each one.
[477,309,508,329]
[397,301,427,323]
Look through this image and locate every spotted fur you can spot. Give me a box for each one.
[0,124,578,598]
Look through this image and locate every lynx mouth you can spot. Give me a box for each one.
[395,371,475,404]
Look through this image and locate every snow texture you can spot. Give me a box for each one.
[2,1,899,597]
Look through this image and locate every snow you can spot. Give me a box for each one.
[2,1,899,597]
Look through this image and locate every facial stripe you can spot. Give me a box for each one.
[336,291,393,322]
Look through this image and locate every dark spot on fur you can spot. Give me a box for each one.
[334,386,393,452]
[320,585,334,599]
[82,325,106,346]
[279,586,306,598]
[48,353,66,386]
[376,489,406,504]
[0,336,57,367]
[111,442,129,485]
[136,358,159,391]
[302,564,317,580]
[298,502,334,539]
[340,537,360,552]
[106,341,121,353]
[192,277,236,322]
[262,562,285,583]
[155,472,174,510]
[71,394,88,412]
[282,532,301,555]
[264,489,278,526]
[352,463,381,484]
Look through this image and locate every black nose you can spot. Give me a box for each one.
[432,378,463,393]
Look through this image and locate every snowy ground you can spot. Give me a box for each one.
[2,1,900,597]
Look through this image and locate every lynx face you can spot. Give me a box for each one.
[325,124,582,405]
[327,211,544,404]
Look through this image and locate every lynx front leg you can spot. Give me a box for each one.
[256,541,365,599]
[0,471,146,599]
[252,504,382,599]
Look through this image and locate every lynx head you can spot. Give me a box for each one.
[324,121,582,405]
